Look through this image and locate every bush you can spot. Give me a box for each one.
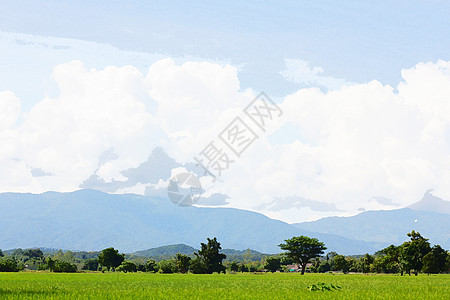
[238,264,249,273]
[82,259,99,271]
[228,262,239,272]
[158,260,176,274]
[264,257,281,272]
[144,259,157,272]
[117,261,137,273]
[189,258,206,274]
[0,258,21,272]
[53,260,77,273]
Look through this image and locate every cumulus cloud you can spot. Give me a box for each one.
[1,57,450,223]
[213,60,450,223]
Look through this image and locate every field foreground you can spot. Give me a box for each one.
[0,272,449,299]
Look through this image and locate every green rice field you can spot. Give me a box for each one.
[0,272,449,299]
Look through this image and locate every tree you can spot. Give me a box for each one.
[52,260,77,273]
[158,260,176,273]
[117,261,137,273]
[175,253,191,274]
[400,231,431,275]
[333,255,349,273]
[361,253,374,273]
[238,264,249,272]
[264,257,281,272]
[229,261,239,272]
[144,259,158,272]
[0,249,4,257]
[374,245,401,274]
[422,245,449,274]
[317,261,331,273]
[278,236,327,275]
[82,258,99,271]
[23,248,44,260]
[0,257,21,272]
[98,247,125,271]
[46,257,55,272]
[189,257,207,274]
[193,237,227,274]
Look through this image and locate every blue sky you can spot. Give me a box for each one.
[1,1,450,222]
[2,0,450,104]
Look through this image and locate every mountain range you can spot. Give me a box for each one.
[0,189,448,255]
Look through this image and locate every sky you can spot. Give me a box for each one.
[1,0,450,223]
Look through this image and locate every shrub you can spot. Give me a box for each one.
[0,258,21,272]
[53,260,77,273]
[117,261,137,273]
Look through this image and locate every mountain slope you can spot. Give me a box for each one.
[0,189,379,254]
[408,190,450,215]
[292,208,450,249]
[133,244,196,257]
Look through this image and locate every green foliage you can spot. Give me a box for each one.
[228,261,239,272]
[81,258,99,271]
[175,253,191,274]
[193,237,227,274]
[307,282,342,292]
[373,245,401,274]
[158,260,176,274]
[0,257,21,272]
[333,255,349,273]
[264,257,281,272]
[361,253,374,273]
[189,257,207,274]
[400,231,431,275]
[422,245,449,274]
[144,259,158,272]
[238,264,249,272]
[0,249,4,257]
[279,236,327,275]
[23,249,44,260]
[52,260,77,273]
[116,261,137,273]
[98,247,125,271]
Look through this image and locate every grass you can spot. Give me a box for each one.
[0,272,449,299]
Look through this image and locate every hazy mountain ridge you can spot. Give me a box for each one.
[292,193,450,249]
[0,189,381,254]
[408,190,450,215]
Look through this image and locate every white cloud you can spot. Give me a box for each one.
[214,61,450,222]
[280,58,350,90]
[1,57,450,223]
[146,58,254,162]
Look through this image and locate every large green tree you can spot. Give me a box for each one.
[399,231,431,276]
[98,247,125,271]
[144,259,158,272]
[175,253,191,274]
[264,257,281,272]
[278,236,327,275]
[361,253,374,273]
[193,237,227,274]
[373,245,401,274]
[422,245,449,274]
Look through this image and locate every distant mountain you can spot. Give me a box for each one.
[130,244,269,262]
[409,190,450,215]
[0,189,379,254]
[133,244,196,257]
[292,208,450,249]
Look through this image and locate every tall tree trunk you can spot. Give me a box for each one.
[301,263,306,275]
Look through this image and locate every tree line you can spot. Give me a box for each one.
[1,231,449,275]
